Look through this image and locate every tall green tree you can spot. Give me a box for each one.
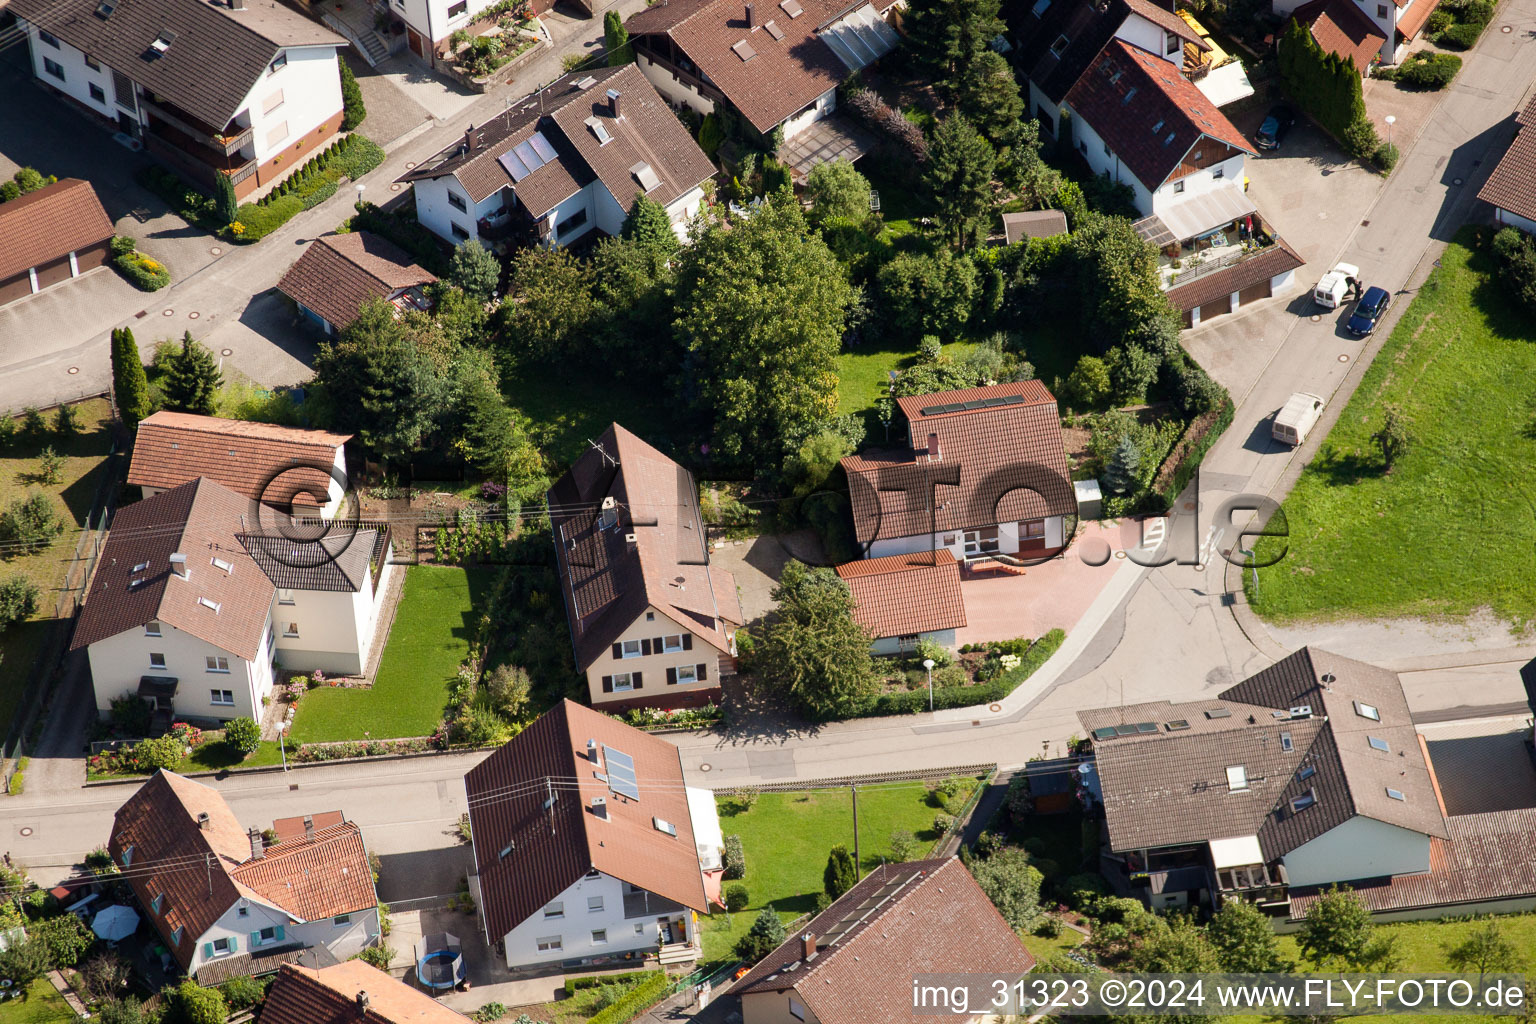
[620,193,679,259]
[1207,896,1290,972]
[824,845,858,899]
[448,239,501,302]
[1443,920,1523,976]
[496,246,595,362]
[446,347,547,499]
[110,327,151,429]
[591,236,677,365]
[923,113,996,250]
[1299,885,1399,971]
[955,50,1023,142]
[310,298,449,463]
[875,248,978,340]
[604,9,632,65]
[904,0,1005,86]
[161,332,222,415]
[753,560,879,720]
[805,158,872,224]
[968,847,1043,930]
[1067,214,1171,347]
[0,572,40,632]
[339,58,367,130]
[1373,403,1412,472]
[214,171,239,226]
[673,194,852,462]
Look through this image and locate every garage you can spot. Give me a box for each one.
[0,178,116,308]
[1238,280,1270,305]
[34,255,74,291]
[1168,239,1306,330]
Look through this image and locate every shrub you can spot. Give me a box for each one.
[1438,20,1483,48]
[863,629,1065,716]
[133,734,183,771]
[1168,360,1225,416]
[109,694,153,736]
[1065,355,1112,408]
[725,883,750,912]
[734,908,787,962]
[1395,50,1461,88]
[566,970,656,992]
[913,637,951,668]
[474,1003,507,1023]
[169,979,229,1024]
[824,845,857,898]
[0,491,65,552]
[114,251,171,290]
[1491,226,1536,312]
[889,828,919,862]
[353,944,394,970]
[1342,115,1381,160]
[340,58,367,130]
[933,812,957,835]
[1034,916,1064,938]
[1425,7,1453,32]
[32,914,94,969]
[586,972,669,1024]
[0,572,40,631]
[722,834,747,880]
[110,235,137,257]
[223,716,261,755]
[1372,142,1399,172]
[218,975,267,1010]
[1060,872,1111,909]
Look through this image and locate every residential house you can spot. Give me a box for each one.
[384,0,574,71]
[72,477,395,725]
[277,232,436,336]
[548,423,742,712]
[625,0,900,172]
[108,771,380,983]
[1286,0,1387,74]
[1275,0,1439,65]
[834,551,967,655]
[840,381,1077,564]
[0,179,115,306]
[1000,208,1068,245]
[399,63,714,251]
[128,411,352,518]
[1012,0,1253,141]
[733,857,1035,1024]
[1078,647,1452,914]
[9,0,347,201]
[1065,39,1305,327]
[1478,96,1536,235]
[463,700,723,970]
[260,960,472,1022]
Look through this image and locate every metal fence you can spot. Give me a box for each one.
[708,761,998,794]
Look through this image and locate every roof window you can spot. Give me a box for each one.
[1290,789,1316,812]
[1225,765,1248,792]
[1164,719,1189,732]
[1151,119,1164,133]
[1050,33,1069,56]
[1031,0,1050,15]
[1386,787,1406,801]
[653,817,677,836]
[1368,736,1389,752]
[1298,764,1316,781]
[1355,701,1380,720]
[732,39,756,61]
[1122,87,1137,104]
[779,0,803,16]
[1280,731,1293,752]
[211,557,234,574]
[151,29,176,53]
[585,116,612,145]
[1205,708,1231,719]
[198,597,221,613]
[1164,131,1177,145]
[631,161,662,192]
[95,0,116,17]
[764,19,784,39]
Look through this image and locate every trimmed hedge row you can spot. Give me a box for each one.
[565,970,657,992]
[856,628,1067,718]
[1155,396,1235,509]
[586,971,671,1024]
[232,134,386,242]
[114,251,171,291]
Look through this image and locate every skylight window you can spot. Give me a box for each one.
[1225,765,1248,792]
[1290,790,1316,812]
[1386,788,1406,801]
[1151,119,1164,133]
[1355,701,1380,720]
[1050,33,1069,56]
[732,39,757,61]
[132,561,150,573]
[211,557,233,574]
[1122,87,1137,104]
[95,0,116,17]
[1165,131,1177,145]
[1031,0,1050,15]
[151,29,175,53]
[1299,764,1316,781]
[198,597,221,613]
[764,19,784,40]
[779,0,803,17]
[585,116,612,145]
[1165,720,1189,732]
[1205,708,1231,720]
[1368,736,1390,752]
[631,161,661,192]
[1280,731,1293,752]
[653,817,677,836]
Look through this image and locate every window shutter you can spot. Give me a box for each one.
[698,663,708,681]
[602,675,613,693]
[203,942,214,959]
[611,643,622,660]
[275,925,285,941]
[641,638,652,656]
[653,637,664,653]
[230,935,239,952]
[632,671,643,690]
[250,931,260,948]
[682,634,693,650]
[666,667,677,685]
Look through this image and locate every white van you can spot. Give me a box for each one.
[1313,263,1360,309]
[1273,392,1325,446]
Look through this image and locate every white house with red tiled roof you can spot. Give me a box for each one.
[834,551,967,655]
[109,771,380,983]
[1275,0,1440,65]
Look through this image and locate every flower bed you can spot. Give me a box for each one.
[88,722,204,777]
[857,629,1066,717]
[113,250,171,291]
[292,735,443,762]
[615,702,723,731]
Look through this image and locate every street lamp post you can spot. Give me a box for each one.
[355,182,367,208]
[923,658,935,712]
[1384,115,1396,151]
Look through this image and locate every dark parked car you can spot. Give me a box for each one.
[1346,286,1392,336]
[1257,105,1296,150]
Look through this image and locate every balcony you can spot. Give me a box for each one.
[141,95,250,157]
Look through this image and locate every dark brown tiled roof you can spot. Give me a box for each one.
[400,65,710,215]
[8,0,341,131]
[277,233,436,332]
[834,550,966,639]
[262,962,472,1024]
[1165,238,1306,311]
[627,0,853,134]
[1080,648,1450,863]
[734,858,1033,1023]
[1067,40,1255,192]
[72,479,275,659]
[463,700,711,942]
[127,411,350,507]
[238,530,381,593]
[841,381,1074,547]
[1288,809,1536,917]
[1013,0,1131,106]
[1478,97,1536,225]
[548,423,740,672]
[0,178,115,281]
[1292,0,1385,72]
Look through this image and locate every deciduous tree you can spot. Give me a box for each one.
[1207,898,1290,972]
[0,572,40,632]
[968,847,1043,930]
[1299,885,1398,970]
[805,158,872,224]
[1444,920,1522,976]
[1373,403,1412,471]
[496,247,595,362]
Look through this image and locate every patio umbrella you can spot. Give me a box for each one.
[92,905,140,942]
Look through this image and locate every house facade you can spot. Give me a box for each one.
[277,232,436,336]
[401,64,714,251]
[1079,647,1451,915]
[834,551,967,655]
[1478,97,1536,236]
[548,423,742,713]
[840,381,1076,565]
[11,0,345,201]
[463,701,722,971]
[0,179,116,306]
[109,771,380,982]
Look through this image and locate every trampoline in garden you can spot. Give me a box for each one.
[414,932,465,990]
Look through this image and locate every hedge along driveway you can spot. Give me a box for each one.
[288,565,495,742]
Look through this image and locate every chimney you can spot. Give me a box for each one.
[925,433,940,461]
[802,933,816,959]
[606,88,622,118]
[169,552,188,579]
[248,828,265,860]
[229,0,244,10]
[196,811,210,830]
[303,814,315,839]
[465,123,478,151]
[356,991,371,1014]
[746,1,755,27]
[587,738,600,764]
[591,796,608,820]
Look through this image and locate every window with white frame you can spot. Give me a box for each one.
[448,0,467,15]
[206,656,230,673]
[257,926,278,945]
[662,635,684,652]
[587,896,604,913]
[676,664,698,684]
[448,191,467,212]
[621,639,642,658]
[146,620,162,636]
[1173,180,1186,193]
[149,653,167,669]
[211,937,234,955]
[611,672,633,691]
[591,929,608,945]
[269,51,287,73]
[211,689,235,705]
[544,902,564,919]
[278,588,296,605]
[536,935,562,952]
[283,621,299,637]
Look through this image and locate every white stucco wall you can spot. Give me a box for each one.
[500,870,694,969]
[865,516,1066,561]
[780,89,835,140]
[1066,106,1156,215]
[23,25,124,123]
[413,174,505,246]
[271,570,382,676]
[635,54,716,120]
[870,627,958,655]
[1151,152,1246,216]
[190,900,378,977]
[547,187,597,246]
[1282,816,1432,887]
[586,605,725,706]
[1027,79,1060,137]
[240,45,343,163]
[88,615,275,722]
[668,184,706,240]
[1113,13,1183,66]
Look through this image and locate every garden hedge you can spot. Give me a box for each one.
[566,970,658,992]
[857,628,1066,717]
[1277,18,1376,157]
[1438,21,1483,47]
[1395,50,1461,89]
[114,251,171,290]
[233,133,386,242]
[586,971,671,1024]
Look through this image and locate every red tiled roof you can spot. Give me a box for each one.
[842,381,1075,547]
[261,962,471,1024]
[1292,0,1385,71]
[1066,40,1255,192]
[1394,0,1440,39]
[835,550,966,639]
[71,478,276,659]
[464,701,711,942]
[1123,0,1208,49]
[127,411,349,507]
[734,858,1034,1023]
[548,423,739,672]
[233,822,377,923]
[1478,97,1536,224]
[1165,238,1306,311]
[277,233,435,332]
[0,178,114,281]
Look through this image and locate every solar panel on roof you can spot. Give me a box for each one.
[604,745,639,799]
[916,392,1025,417]
[529,132,558,163]
[499,149,532,182]
[1205,708,1231,719]
[1092,727,1117,741]
[1135,722,1157,734]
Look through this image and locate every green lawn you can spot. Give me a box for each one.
[0,979,75,1023]
[0,400,115,735]
[700,783,965,966]
[1020,923,1086,964]
[288,566,493,742]
[501,363,684,467]
[836,340,976,419]
[1249,234,1536,625]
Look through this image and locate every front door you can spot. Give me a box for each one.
[962,526,999,558]
[1018,519,1046,552]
